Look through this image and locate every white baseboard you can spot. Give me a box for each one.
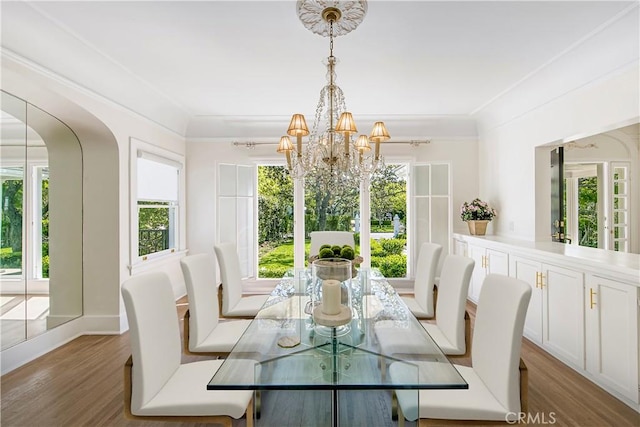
[1,317,83,375]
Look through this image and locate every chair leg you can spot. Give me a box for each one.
[432,285,438,319]
[520,358,528,415]
[183,309,191,355]
[246,397,254,427]
[391,390,398,420]
[463,310,471,358]
[124,356,134,419]
[218,284,224,317]
[397,394,405,427]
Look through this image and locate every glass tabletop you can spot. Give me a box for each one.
[208,269,467,391]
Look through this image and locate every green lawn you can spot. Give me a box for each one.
[258,240,366,278]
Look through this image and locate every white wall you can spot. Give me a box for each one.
[477,66,638,242]
[475,7,639,242]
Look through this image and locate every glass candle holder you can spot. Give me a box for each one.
[311,258,353,337]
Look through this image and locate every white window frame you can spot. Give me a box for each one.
[129,138,186,272]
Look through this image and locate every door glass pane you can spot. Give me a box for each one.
[613,196,626,210]
[613,211,626,226]
[415,197,430,248]
[237,165,254,197]
[237,197,253,277]
[414,165,429,196]
[431,197,449,273]
[614,226,626,239]
[218,197,237,246]
[431,164,449,196]
[218,164,237,197]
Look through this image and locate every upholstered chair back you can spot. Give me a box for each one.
[309,231,355,257]
[180,253,220,350]
[413,242,442,313]
[473,274,532,414]
[121,272,182,413]
[435,255,475,350]
[214,243,243,314]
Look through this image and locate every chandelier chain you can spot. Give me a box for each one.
[329,19,334,57]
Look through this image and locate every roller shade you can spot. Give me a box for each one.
[137,155,179,202]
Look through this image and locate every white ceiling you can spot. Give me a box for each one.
[1,1,637,140]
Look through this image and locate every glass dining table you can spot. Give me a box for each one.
[208,269,467,427]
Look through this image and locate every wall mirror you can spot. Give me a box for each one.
[545,123,638,254]
[0,90,83,350]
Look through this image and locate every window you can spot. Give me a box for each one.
[221,161,450,284]
[130,139,184,266]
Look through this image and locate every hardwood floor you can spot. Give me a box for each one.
[1,299,638,427]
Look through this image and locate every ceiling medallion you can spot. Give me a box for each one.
[297,0,368,37]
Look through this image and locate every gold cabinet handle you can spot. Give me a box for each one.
[539,273,545,289]
[534,272,539,288]
[590,288,597,309]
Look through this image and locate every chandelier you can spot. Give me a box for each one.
[277,0,390,184]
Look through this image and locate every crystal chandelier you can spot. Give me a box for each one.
[277,0,389,184]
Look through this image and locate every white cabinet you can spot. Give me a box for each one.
[585,275,639,404]
[456,233,640,410]
[543,264,585,369]
[467,244,508,303]
[510,256,585,369]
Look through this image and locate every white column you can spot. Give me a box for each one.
[294,178,306,269]
[359,177,371,269]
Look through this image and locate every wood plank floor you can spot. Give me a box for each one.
[1,299,638,427]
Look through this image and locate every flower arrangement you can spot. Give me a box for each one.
[460,198,497,222]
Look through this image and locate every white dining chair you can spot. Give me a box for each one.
[421,254,475,357]
[375,254,475,360]
[180,253,252,356]
[401,242,442,319]
[391,274,532,425]
[214,243,269,318]
[121,271,254,426]
[309,231,355,257]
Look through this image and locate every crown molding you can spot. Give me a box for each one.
[471,2,639,116]
[1,48,187,139]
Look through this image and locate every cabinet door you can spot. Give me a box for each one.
[467,245,486,303]
[542,264,585,369]
[510,256,543,345]
[486,249,508,276]
[585,275,639,403]
[453,239,467,257]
